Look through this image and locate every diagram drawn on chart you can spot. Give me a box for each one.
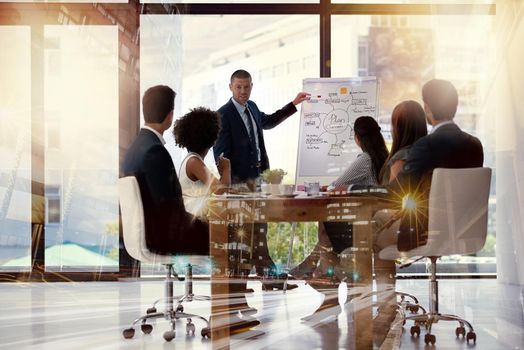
[296,77,378,183]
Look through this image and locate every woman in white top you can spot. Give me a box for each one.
[173,107,231,219]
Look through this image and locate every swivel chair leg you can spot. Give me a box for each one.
[406,257,477,346]
[123,263,211,341]
[146,264,210,314]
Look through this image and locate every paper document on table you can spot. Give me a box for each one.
[213,193,259,199]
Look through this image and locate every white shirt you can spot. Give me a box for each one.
[429,120,455,134]
[231,98,261,161]
[329,152,378,191]
[142,125,166,145]
[178,153,212,218]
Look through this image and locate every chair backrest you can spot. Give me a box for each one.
[118,176,173,264]
[423,167,491,256]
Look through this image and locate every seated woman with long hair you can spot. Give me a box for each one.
[328,116,389,190]
[374,100,428,248]
[294,116,388,322]
[379,100,428,185]
[323,116,388,256]
[372,101,427,326]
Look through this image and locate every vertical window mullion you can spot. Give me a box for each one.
[320,0,331,77]
[31,23,46,276]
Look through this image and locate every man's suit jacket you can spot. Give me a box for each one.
[392,122,484,251]
[213,99,297,183]
[123,129,208,255]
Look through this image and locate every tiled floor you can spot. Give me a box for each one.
[0,279,522,349]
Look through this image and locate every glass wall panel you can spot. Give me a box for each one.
[43,26,119,272]
[332,14,496,274]
[0,26,32,272]
[140,14,320,274]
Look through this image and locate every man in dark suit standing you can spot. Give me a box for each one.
[214,69,310,186]
[123,85,208,255]
[213,69,309,289]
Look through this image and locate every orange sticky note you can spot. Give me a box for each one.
[340,87,348,94]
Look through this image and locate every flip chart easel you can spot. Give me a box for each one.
[295,77,379,186]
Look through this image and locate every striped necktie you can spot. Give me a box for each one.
[245,107,256,143]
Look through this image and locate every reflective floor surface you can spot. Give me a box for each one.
[0,278,522,349]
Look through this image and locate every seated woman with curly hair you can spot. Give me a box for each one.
[175,109,260,318]
[173,107,231,219]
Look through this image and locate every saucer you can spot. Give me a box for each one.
[274,193,298,198]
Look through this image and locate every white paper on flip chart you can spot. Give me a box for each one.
[295,77,378,186]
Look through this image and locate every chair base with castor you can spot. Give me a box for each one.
[402,257,476,346]
[377,168,491,346]
[144,263,211,315]
[355,288,427,316]
[334,258,427,320]
[122,263,211,341]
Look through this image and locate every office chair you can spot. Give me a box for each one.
[378,167,491,346]
[118,176,211,341]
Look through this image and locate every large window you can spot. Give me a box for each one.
[140,14,320,274]
[0,1,497,279]
[0,26,32,271]
[332,14,496,273]
[42,26,119,272]
[141,14,320,182]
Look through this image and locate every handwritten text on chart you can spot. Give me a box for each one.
[297,78,378,179]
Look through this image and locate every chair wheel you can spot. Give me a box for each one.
[141,324,153,334]
[201,327,211,338]
[176,304,184,312]
[455,326,466,338]
[410,325,420,337]
[466,331,476,344]
[163,330,176,342]
[186,322,195,336]
[408,305,419,313]
[147,307,157,314]
[424,333,436,345]
[122,328,135,339]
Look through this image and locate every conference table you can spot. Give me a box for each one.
[207,192,387,349]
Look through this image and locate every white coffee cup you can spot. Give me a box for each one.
[279,184,295,195]
[260,183,270,194]
[305,181,320,196]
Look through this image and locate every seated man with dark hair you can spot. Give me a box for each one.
[123,85,208,255]
[384,79,484,252]
[123,86,259,331]
[370,79,484,347]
